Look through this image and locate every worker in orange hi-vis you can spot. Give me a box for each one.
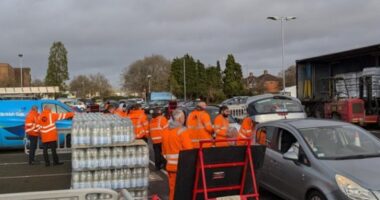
[162,109,193,200]
[186,101,213,148]
[214,106,230,147]
[237,116,256,146]
[128,103,149,143]
[114,103,128,118]
[25,105,40,165]
[149,107,169,170]
[37,105,74,166]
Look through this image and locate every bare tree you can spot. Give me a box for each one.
[89,73,113,97]
[69,75,91,98]
[122,55,171,94]
[278,65,296,87]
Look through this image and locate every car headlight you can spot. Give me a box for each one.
[335,174,377,200]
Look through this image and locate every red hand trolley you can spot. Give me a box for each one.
[192,138,259,200]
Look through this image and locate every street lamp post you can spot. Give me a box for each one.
[18,53,23,87]
[267,16,296,91]
[147,74,152,102]
[183,58,186,101]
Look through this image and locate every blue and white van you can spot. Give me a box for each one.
[0,100,73,149]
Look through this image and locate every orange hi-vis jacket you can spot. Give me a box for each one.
[256,128,267,145]
[186,110,213,148]
[37,110,74,143]
[214,114,230,147]
[162,126,193,172]
[149,115,169,144]
[114,108,128,118]
[128,109,149,139]
[25,110,40,137]
[237,117,255,145]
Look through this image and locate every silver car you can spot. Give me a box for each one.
[256,119,380,200]
[246,94,307,124]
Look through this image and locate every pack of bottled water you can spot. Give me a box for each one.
[72,168,149,190]
[72,145,149,171]
[71,113,135,147]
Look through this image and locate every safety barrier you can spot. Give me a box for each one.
[24,128,72,155]
[227,104,247,120]
[0,188,120,200]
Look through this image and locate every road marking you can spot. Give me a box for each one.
[0,173,70,180]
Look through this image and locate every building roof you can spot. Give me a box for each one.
[296,43,380,63]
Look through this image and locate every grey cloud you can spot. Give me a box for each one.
[0,0,379,87]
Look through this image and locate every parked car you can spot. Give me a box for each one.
[246,94,306,123]
[256,119,380,200]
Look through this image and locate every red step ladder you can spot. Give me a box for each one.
[192,138,259,200]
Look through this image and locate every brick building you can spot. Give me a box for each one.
[0,63,31,87]
[244,70,281,94]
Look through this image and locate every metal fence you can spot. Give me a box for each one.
[24,128,72,155]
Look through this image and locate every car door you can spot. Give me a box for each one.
[255,126,278,191]
[268,127,311,200]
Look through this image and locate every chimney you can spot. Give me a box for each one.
[263,70,268,75]
[249,72,253,77]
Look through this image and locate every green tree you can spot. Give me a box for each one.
[222,54,244,97]
[169,54,205,99]
[205,61,225,103]
[45,41,69,90]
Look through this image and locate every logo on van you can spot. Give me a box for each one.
[0,112,25,117]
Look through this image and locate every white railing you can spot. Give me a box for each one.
[24,128,72,155]
[0,188,120,200]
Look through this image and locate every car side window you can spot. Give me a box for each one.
[56,105,68,114]
[277,128,298,154]
[43,103,57,113]
[256,126,276,148]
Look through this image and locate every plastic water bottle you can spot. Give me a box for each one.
[78,125,85,145]
[125,169,131,188]
[92,122,99,145]
[72,150,79,170]
[105,170,112,189]
[79,172,86,189]
[99,124,105,145]
[142,146,149,166]
[85,172,93,188]
[136,168,143,187]
[136,147,142,166]
[78,150,85,170]
[104,148,112,168]
[111,170,118,189]
[84,123,91,145]
[98,149,105,169]
[105,123,112,145]
[143,168,149,187]
[112,123,119,143]
[72,172,80,189]
[130,147,136,167]
[89,149,98,169]
[119,169,126,188]
[72,123,79,146]
[99,170,106,188]
[92,171,100,188]
[131,169,136,188]
[124,148,130,166]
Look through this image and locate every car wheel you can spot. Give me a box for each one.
[307,190,327,200]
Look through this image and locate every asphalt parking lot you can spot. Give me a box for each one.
[0,129,379,199]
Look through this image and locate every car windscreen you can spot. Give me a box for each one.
[247,97,303,115]
[300,126,380,160]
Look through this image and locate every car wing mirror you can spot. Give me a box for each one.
[283,151,298,161]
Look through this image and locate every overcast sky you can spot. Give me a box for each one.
[1,0,379,88]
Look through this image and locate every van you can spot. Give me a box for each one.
[0,100,73,149]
